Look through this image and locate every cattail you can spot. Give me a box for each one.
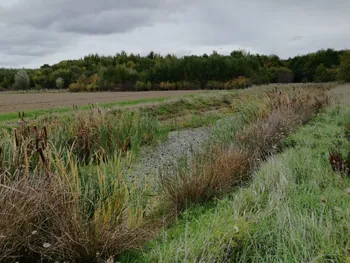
[33,126,39,150]
[14,128,19,148]
[38,147,51,179]
[42,127,48,149]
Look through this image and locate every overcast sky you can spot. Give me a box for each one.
[0,0,349,68]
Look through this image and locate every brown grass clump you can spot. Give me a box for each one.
[236,109,304,160]
[0,178,159,263]
[160,148,253,212]
[236,88,328,159]
[329,151,350,175]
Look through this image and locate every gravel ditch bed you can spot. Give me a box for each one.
[127,116,237,184]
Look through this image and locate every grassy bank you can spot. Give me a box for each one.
[123,104,350,263]
[0,83,337,262]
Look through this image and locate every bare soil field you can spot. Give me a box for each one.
[0,90,205,113]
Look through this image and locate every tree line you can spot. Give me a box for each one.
[0,48,349,92]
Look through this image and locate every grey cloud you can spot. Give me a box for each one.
[1,0,350,68]
[291,36,304,42]
[180,0,350,58]
[56,9,154,35]
[0,22,74,67]
[0,0,192,67]
[0,0,190,34]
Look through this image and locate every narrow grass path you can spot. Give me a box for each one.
[122,105,350,263]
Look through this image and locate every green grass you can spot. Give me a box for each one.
[121,105,350,263]
[0,97,173,124]
[0,90,236,126]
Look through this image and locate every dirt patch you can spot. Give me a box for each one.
[0,90,205,113]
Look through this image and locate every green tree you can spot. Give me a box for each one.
[313,64,337,82]
[56,77,65,89]
[338,51,350,82]
[14,70,30,90]
[314,64,327,82]
[268,67,294,83]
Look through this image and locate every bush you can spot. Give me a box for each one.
[159,81,176,90]
[68,82,86,92]
[224,77,252,89]
[14,70,30,90]
[206,80,224,89]
[68,74,100,92]
[136,81,147,91]
[268,67,294,83]
[55,77,65,89]
[146,81,152,91]
[136,81,153,91]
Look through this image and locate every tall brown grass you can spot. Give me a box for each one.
[0,141,159,262]
[0,180,159,262]
[160,88,329,212]
[160,148,253,212]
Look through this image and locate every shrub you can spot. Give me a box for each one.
[159,81,176,90]
[68,81,86,92]
[55,77,65,89]
[206,80,224,89]
[14,70,30,90]
[224,77,252,89]
[146,81,152,91]
[268,67,294,83]
[35,84,42,90]
[69,74,100,92]
[183,81,201,90]
[136,81,146,91]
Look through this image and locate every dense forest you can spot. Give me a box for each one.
[0,48,349,92]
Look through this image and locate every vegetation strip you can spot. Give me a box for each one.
[0,84,338,262]
[123,98,350,263]
[0,96,172,124]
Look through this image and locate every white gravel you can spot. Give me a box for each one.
[126,116,238,184]
[127,127,211,182]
